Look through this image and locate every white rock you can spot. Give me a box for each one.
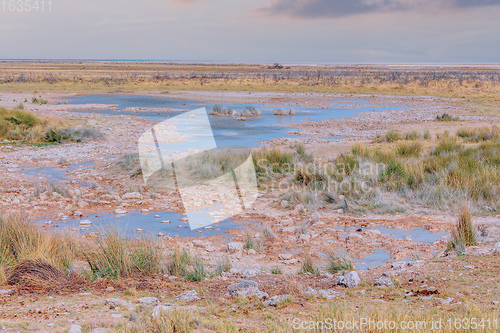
[176,290,200,302]
[0,289,12,296]
[137,297,158,305]
[114,209,127,215]
[122,192,143,200]
[161,220,171,224]
[442,298,454,304]
[68,325,82,333]
[264,294,289,307]
[227,242,244,252]
[338,271,361,288]
[298,234,311,243]
[152,305,173,318]
[318,289,338,300]
[105,298,132,307]
[374,275,394,288]
[105,287,114,292]
[227,281,268,299]
[279,253,293,260]
[241,269,260,278]
[79,220,92,226]
[365,229,381,236]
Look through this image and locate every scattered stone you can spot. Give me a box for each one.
[111,314,122,318]
[79,219,92,226]
[464,265,475,269]
[298,234,311,243]
[264,294,289,307]
[318,289,338,300]
[0,289,12,296]
[105,298,132,307]
[74,211,83,217]
[283,259,299,265]
[248,249,257,255]
[106,287,114,292]
[79,292,92,296]
[161,220,171,224]
[137,297,158,305]
[68,325,82,333]
[180,217,189,222]
[347,233,362,241]
[279,253,293,260]
[365,229,381,236]
[374,275,394,288]
[241,269,260,278]
[492,301,500,305]
[152,305,173,318]
[155,215,160,218]
[442,298,454,304]
[280,200,289,208]
[136,228,143,232]
[92,329,108,333]
[114,209,127,215]
[176,290,200,302]
[122,192,143,200]
[465,247,492,256]
[305,287,317,296]
[227,242,244,252]
[157,232,164,237]
[338,271,361,288]
[227,280,268,299]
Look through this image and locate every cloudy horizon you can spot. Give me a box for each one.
[1,0,499,63]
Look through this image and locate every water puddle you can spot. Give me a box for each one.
[353,249,392,270]
[339,226,448,244]
[20,161,95,187]
[64,94,411,148]
[36,210,253,239]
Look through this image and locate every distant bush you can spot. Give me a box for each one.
[48,128,105,143]
[436,113,459,121]
[209,104,238,116]
[31,97,48,105]
[240,106,261,117]
[273,108,295,116]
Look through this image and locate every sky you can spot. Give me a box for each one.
[0,0,499,63]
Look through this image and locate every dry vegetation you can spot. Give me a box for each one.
[2,62,500,104]
[0,106,104,144]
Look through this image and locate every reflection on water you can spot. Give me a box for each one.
[20,161,95,187]
[64,94,411,148]
[36,210,253,239]
[353,249,392,270]
[339,226,448,244]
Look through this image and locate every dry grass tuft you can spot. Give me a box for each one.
[7,259,67,286]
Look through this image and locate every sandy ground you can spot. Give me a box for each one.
[1,90,500,332]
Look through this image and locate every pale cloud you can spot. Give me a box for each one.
[257,0,500,18]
